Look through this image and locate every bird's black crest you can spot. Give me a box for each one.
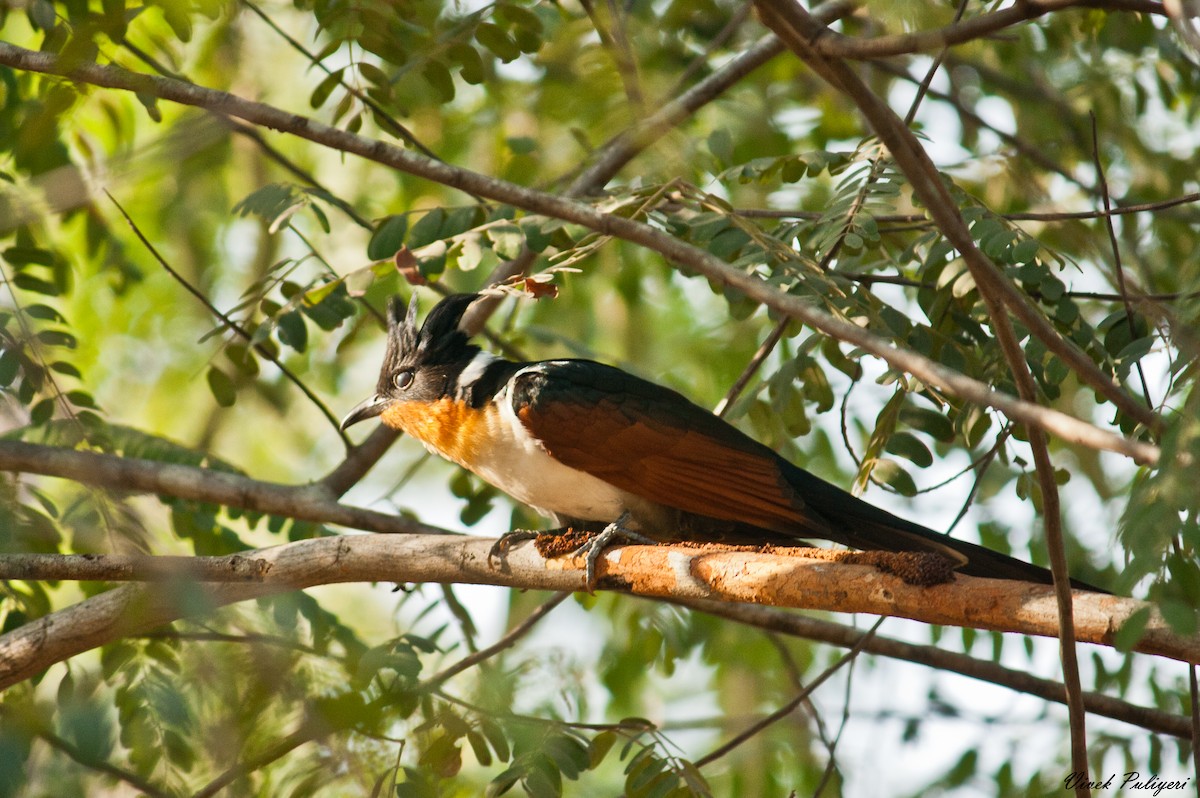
[375,293,482,395]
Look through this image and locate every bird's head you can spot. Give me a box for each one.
[340,292,484,431]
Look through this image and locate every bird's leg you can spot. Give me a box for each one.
[568,511,657,591]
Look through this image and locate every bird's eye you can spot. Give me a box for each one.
[393,370,415,390]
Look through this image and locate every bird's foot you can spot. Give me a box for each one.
[487,529,541,567]
[567,512,657,592]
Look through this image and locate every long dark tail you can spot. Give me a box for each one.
[781,462,1105,592]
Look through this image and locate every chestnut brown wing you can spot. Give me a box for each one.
[509,361,834,537]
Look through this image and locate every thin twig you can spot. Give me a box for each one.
[36,728,172,798]
[418,592,569,692]
[1030,422,1092,794]
[439,585,480,654]
[713,317,789,417]
[841,271,1200,303]
[104,191,350,444]
[733,191,1200,221]
[669,4,753,95]
[578,0,645,111]
[694,619,884,767]
[1089,113,1155,412]
[192,721,324,798]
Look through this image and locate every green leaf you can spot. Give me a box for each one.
[135,92,162,123]
[206,367,236,408]
[12,273,60,295]
[0,349,20,387]
[29,0,56,29]
[276,312,308,352]
[884,431,933,468]
[497,3,543,35]
[480,718,510,763]
[24,304,65,322]
[476,23,520,62]
[1011,238,1039,264]
[507,137,536,156]
[162,729,195,771]
[900,405,952,444]
[357,62,389,87]
[542,734,588,780]
[1159,599,1198,635]
[449,43,486,84]
[160,1,193,41]
[65,390,96,408]
[36,330,76,348]
[422,60,455,104]
[368,214,408,260]
[588,731,617,769]
[29,398,54,425]
[1115,335,1156,367]
[467,730,492,767]
[708,128,733,164]
[100,641,136,678]
[870,458,918,496]
[408,208,447,248]
[311,68,346,109]
[487,766,522,798]
[417,734,461,779]
[487,223,524,259]
[2,247,55,266]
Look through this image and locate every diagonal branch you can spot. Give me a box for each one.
[0,439,439,537]
[567,1,857,196]
[752,0,1160,437]
[752,2,1100,785]
[753,1,1099,782]
[0,41,1159,466]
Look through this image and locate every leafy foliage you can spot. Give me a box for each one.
[0,0,1197,795]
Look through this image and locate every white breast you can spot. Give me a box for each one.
[467,377,629,524]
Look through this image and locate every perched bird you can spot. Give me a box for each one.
[342,292,1095,591]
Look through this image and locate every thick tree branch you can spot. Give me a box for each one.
[0,42,1159,466]
[1,536,1196,692]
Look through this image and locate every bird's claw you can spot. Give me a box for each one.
[489,515,655,592]
[487,529,540,566]
[567,512,655,592]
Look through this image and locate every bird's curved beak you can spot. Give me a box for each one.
[340,394,389,431]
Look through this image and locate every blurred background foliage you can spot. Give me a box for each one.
[0,0,1198,794]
